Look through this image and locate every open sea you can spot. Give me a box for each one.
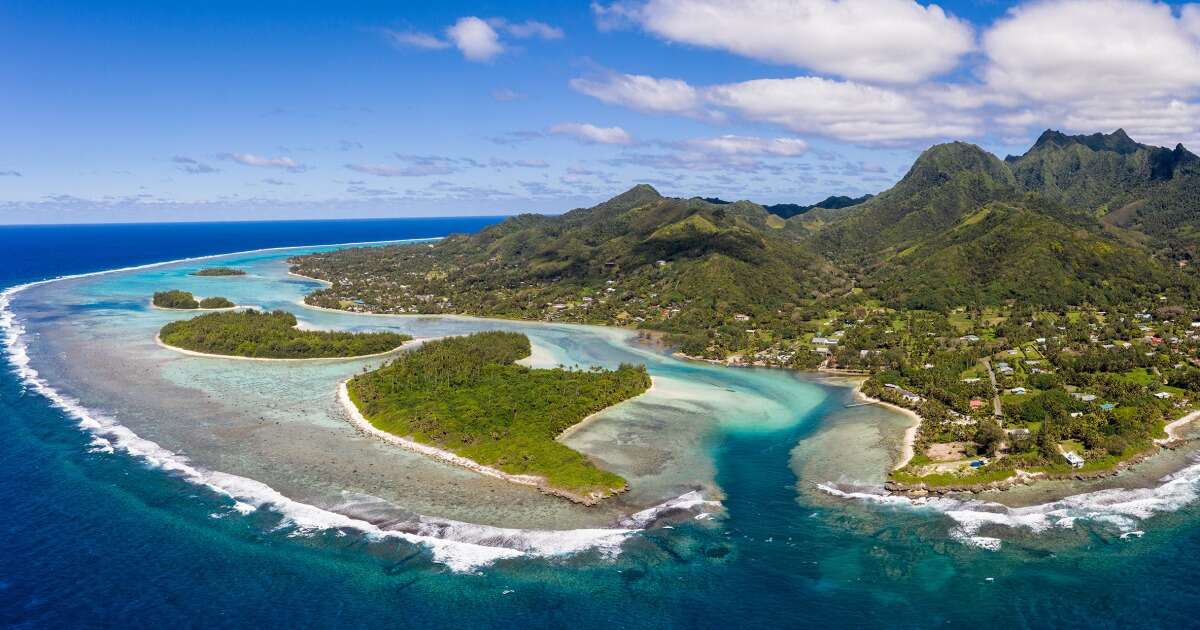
[4,218,1200,629]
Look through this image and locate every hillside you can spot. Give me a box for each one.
[291,186,848,358]
[291,128,1200,358]
[796,142,1018,263]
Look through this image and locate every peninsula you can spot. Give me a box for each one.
[158,310,409,359]
[343,331,651,504]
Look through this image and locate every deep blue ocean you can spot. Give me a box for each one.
[4,218,1200,628]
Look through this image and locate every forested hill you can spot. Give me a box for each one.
[290,128,1200,358]
[291,186,849,344]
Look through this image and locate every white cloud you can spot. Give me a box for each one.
[446,16,505,62]
[221,153,307,173]
[492,19,564,39]
[549,122,634,144]
[594,0,974,83]
[384,30,451,50]
[707,77,978,145]
[569,72,712,118]
[983,0,1200,102]
[686,135,808,157]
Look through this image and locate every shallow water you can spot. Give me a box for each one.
[7,221,1200,627]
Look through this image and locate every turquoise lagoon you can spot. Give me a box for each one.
[6,237,1200,627]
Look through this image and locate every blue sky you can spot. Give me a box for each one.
[3,0,1200,223]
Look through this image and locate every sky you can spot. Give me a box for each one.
[4,0,1200,224]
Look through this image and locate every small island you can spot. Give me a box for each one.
[159,310,410,359]
[343,331,651,504]
[191,267,246,276]
[152,290,236,310]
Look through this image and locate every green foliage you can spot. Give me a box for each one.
[347,331,651,496]
[191,267,246,276]
[159,310,409,358]
[153,290,199,309]
[198,296,234,308]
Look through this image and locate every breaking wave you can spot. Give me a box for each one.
[0,246,717,573]
[818,459,1200,550]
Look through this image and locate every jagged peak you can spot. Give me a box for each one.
[1028,128,1143,155]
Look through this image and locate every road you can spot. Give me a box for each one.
[981,358,1003,417]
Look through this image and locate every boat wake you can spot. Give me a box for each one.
[0,249,719,573]
[817,463,1200,550]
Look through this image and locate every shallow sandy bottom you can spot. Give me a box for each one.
[10,245,831,531]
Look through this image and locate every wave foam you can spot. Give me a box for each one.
[818,458,1200,550]
[0,247,717,573]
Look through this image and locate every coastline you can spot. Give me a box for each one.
[1157,409,1200,445]
[336,380,623,506]
[155,332,414,362]
[851,380,923,471]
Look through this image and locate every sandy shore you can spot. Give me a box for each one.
[155,333,414,362]
[336,379,622,505]
[1157,409,1200,445]
[852,381,923,471]
[557,378,658,441]
[337,379,545,487]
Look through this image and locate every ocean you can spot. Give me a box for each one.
[3,218,1200,629]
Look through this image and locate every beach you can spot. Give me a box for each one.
[1157,409,1200,445]
[851,380,923,470]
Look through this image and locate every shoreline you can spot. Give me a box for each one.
[851,380,923,471]
[558,377,658,442]
[1156,409,1200,445]
[154,333,414,363]
[336,380,622,506]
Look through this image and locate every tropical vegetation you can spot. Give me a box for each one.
[159,310,409,358]
[346,331,651,499]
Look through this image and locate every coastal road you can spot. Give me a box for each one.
[982,358,1002,418]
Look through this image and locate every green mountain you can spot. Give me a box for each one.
[292,129,1200,350]
[795,142,1018,263]
[291,185,848,344]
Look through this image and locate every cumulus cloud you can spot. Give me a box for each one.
[549,122,634,144]
[573,72,977,145]
[492,88,526,101]
[593,0,974,83]
[706,77,978,144]
[569,72,713,118]
[983,0,1200,102]
[387,16,563,63]
[220,153,307,173]
[446,17,505,61]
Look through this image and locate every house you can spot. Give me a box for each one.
[961,335,980,342]
[1009,387,1028,395]
[811,337,839,345]
[962,377,981,383]
[969,399,985,410]
[1035,337,1047,344]
[733,314,751,322]
[1008,428,1031,438]
[1155,392,1173,399]
[1072,393,1097,402]
[1064,451,1085,468]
